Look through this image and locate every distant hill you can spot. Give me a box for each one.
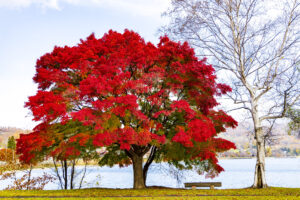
[0,127,22,133]
[0,123,299,157]
[0,127,30,148]
[219,122,300,157]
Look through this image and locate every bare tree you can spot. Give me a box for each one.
[52,158,83,189]
[163,0,300,188]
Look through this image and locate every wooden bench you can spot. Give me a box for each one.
[184,182,222,189]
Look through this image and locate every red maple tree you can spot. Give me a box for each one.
[17,30,237,189]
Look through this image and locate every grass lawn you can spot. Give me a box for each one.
[0,187,299,199]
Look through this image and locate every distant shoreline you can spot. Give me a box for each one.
[219,156,299,159]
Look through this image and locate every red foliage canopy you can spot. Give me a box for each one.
[17,30,237,177]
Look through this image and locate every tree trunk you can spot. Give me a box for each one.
[53,159,63,189]
[132,154,146,189]
[26,165,33,190]
[252,106,268,188]
[253,139,267,188]
[70,160,75,189]
[79,160,88,189]
[143,146,157,186]
[63,160,68,190]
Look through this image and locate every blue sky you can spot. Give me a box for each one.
[0,0,170,129]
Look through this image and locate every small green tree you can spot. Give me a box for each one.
[286,108,300,137]
[7,136,16,150]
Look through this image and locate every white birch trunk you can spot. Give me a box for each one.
[252,100,267,188]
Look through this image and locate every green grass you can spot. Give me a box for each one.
[2,198,300,200]
[0,187,299,199]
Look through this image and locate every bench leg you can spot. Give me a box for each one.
[192,186,196,190]
[210,185,214,190]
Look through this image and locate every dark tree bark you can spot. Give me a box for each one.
[53,159,63,189]
[132,153,145,189]
[79,160,88,189]
[143,146,157,186]
[26,164,33,190]
[126,145,152,189]
[62,160,68,190]
[70,160,76,190]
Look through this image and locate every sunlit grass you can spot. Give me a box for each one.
[0,187,299,199]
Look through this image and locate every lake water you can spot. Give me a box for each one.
[1,158,299,189]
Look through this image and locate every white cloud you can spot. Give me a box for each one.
[89,0,171,16]
[0,0,60,9]
[0,0,31,8]
[0,0,171,17]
